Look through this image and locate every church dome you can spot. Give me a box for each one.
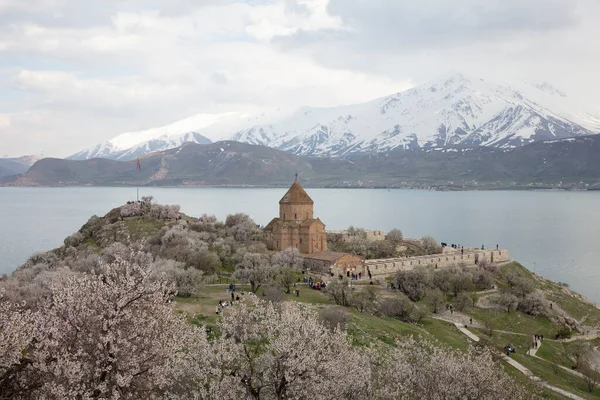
[279,180,314,204]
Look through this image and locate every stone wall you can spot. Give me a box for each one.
[280,203,313,221]
[327,229,386,242]
[362,249,510,277]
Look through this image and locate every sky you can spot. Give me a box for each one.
[1,0,599,157]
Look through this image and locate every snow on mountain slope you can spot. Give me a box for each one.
[70,73,600,160]
[69,113,239,160]
[225,74,600,156]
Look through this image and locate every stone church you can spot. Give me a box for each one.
[263,179,328,254]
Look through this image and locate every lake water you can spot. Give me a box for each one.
[1,187,599,303]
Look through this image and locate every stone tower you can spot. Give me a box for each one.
[263,179,327,254]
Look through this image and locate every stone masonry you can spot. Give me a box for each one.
[333,248,510,277]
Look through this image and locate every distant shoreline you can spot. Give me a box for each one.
[1,184,598,191]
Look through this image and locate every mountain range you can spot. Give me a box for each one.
[8,135,600,188]
[0,155,41,179]
[69,73,600,160]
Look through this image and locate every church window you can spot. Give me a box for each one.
[294,213,297,219]
[300,238,303,244]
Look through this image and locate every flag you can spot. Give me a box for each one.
[137,157,141,171]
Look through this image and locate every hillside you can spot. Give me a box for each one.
[2,202,599,399]
[0,155,40,179]
[8,135,600,188]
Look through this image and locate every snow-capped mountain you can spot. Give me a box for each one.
[68,113,239,160]
[224,74,600,156]
[70,73,600,159]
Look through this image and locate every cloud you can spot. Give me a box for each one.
[0,0,599,157]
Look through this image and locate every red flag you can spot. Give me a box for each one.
[137,157,141,171]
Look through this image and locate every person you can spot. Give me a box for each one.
[358,272,362,279]
[461,248,464,255]
[496,244,499,250]
[296,289,300,297]
[481,244,484,250]
[236,295,240,301]
[231,291,235,302]
[469,317,472,325]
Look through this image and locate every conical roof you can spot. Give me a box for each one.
[279,180,314,204]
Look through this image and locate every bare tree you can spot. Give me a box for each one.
[497,293,519,313]
[518,292,549,316]
[394,267,432,301]
[421,236,442,255]
[272,247,303,270]
[569,342,591,369]
[580,361,599,393]
[425,288,445,314]
[233,253,275,293]
[504,271,534,298]
[386,229,404,243]
[263,286,285,303]
[350,287,378,313]
[276,266,297,294]
[326,279,351,306]
[319,307,350,331]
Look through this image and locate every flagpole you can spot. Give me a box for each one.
[136,156,141,202]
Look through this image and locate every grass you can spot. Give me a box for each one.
[419,318,471,351]
[347,311,428,347]
[124,216,167,240]
[285,286,331,305]
[470,307,561,338]
[512,353,600,399]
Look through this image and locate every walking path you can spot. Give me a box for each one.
[529,335,541,357]
[433,316,586,400]
[452,322,480,342]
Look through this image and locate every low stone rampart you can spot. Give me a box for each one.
[363,249,510,277]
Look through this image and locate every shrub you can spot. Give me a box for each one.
[496,293,519,313]
[517,292,549,316]
[326,279,351,307]
[386,229,404,242]
[425,288,445,313]
[472,269,494,290]
[454,292,474,312]
[504,271,534,298]
[421,236,442,255]
[319,307,349,331]
[350,287,378,313]
[63,232,84,248]
[378,294,426,323]
[263,286,285,303]
[394,267,432,301]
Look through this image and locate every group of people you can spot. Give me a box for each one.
[532,333,544,349]
[216,289,253,315]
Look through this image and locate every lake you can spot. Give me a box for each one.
[1,187,599,303]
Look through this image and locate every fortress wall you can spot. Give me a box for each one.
[327,229,386,242]
[364,249,510,277]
